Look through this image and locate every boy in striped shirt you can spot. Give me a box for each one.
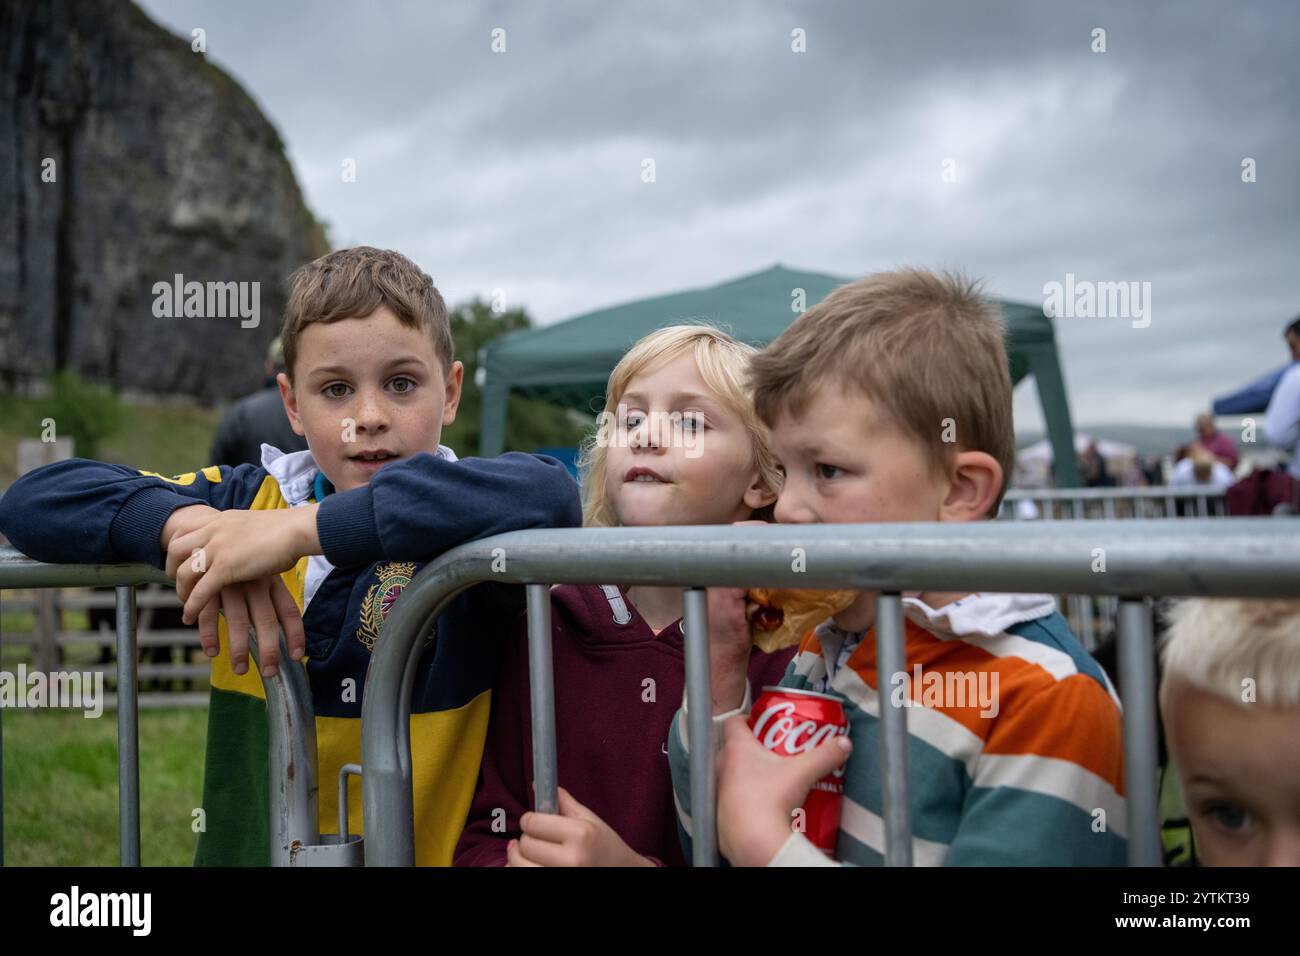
[667,269,1127,866]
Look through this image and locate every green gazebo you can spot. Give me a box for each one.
[480,265,1080,487]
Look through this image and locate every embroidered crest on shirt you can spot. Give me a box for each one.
[358,561,416,650]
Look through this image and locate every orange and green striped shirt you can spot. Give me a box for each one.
[670,593,1128,865]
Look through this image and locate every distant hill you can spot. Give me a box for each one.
[1016,423,1193,457]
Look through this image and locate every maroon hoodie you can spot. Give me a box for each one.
[453,583,796,866]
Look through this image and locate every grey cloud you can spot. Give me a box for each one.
[137,0,1299,431]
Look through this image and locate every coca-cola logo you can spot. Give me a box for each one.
[751,701,849,777]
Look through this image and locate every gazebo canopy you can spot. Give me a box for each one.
[1212,364,1294,415]
[480,265,1080,486]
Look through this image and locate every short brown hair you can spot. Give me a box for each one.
[750,268,1014,513]
[281,246,452,378]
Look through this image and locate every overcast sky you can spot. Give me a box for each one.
[138,0,1299,433]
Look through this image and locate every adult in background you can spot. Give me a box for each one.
[1264,316,1300,481]
[1079,440,1115,487]
[1192,413,1238,470]
[208,336,309,467]
[1170,446,1235,492]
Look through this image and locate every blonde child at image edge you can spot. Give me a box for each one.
[1160,598,1300,867]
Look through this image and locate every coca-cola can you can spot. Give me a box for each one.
[748,686,849,857]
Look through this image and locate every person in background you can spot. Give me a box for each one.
[1264,316,1300,481]
[1193,413,1238,471]
[1079,440,1115,487]
[1170,446,1236,492]
[208,336,309,467]
[1139,454,1165,487]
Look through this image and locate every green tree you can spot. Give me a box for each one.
[37,371,125,459]
[441,299,590,457]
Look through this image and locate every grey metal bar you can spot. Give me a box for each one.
[875,593,913,866]
[0,552,169,588]
[397,627,426,782]
[15,519,1291,611]
[1164,495,1176,517]
[338,764,362,841]
[1117,599,1162,866]
[1066,502,1086,650]
[114,586,141,867]
[1065,593,1082,638]
[258,627,319,867]
[1197,495,1208,517]
[526,584,558,815]
[362,580,459,866]
[682,587,718,866]
[1103,496,1117,520]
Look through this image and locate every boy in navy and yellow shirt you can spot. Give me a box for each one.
[0,246,581,865]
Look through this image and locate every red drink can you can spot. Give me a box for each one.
[748,686,848,857]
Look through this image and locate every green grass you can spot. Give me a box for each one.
[2,708,208,866]
[3,392,225,865]
[2,392,220,866]
[0,393,219,486]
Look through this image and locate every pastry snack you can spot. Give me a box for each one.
[744,588,859,652]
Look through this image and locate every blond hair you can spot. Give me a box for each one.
[1161,599,1300,709]
[750,269,1014,513]
[579,324,781,527]
[281,246,452,379]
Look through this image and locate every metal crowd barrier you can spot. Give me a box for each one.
[5,519,1299,868]
[0,546,321,867]
[1001,485,1228,520]
[1000,486,1229,648]
[360,518,1300,868]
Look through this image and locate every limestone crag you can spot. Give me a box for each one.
[0,0,329,400]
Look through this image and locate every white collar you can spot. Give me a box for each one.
[258,442,459,505]
[902,592,1059,637]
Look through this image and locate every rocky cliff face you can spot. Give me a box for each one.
[0,0,328,401]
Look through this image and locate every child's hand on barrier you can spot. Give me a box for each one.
[160,505,306,676]
[716,715,851,866]
[159,503,222,553]
[506,787,656,867]
[167,505,321,622]
[191,574,307,678]
[705,586,753,713]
